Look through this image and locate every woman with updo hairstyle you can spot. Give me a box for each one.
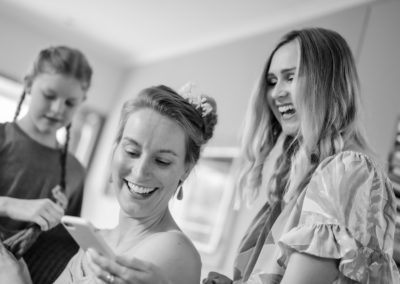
[53,84,218,284]
[114,85,217,166]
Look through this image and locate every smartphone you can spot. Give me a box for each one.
[61,215,115,259]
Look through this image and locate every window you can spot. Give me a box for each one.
[170,147,239,267]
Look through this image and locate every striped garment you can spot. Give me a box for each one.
[234,151,400,283]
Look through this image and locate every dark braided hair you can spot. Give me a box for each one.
[60,124,72,189]
[13,91,27,122]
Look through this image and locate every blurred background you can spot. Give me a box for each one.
[0,0,399,278]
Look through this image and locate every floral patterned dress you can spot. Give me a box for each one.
[234,151,400,283]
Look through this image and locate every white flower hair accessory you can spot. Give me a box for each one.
[178,81,215,117]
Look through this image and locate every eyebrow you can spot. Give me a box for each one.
[281,67,297,74]
[158,149,178,157]
[122,137,178,156]
[42,88,79,101]
[42,87,57,95]
[268,67,297,76]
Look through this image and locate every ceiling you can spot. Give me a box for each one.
[0,0,373,66]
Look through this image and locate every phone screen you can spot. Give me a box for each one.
[61,216,115,259]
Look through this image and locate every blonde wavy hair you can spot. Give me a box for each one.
[237,27,371,205]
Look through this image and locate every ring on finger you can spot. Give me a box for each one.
[105,273,115,284]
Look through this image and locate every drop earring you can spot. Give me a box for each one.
[177,181,183,200]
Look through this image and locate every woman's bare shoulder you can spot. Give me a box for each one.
[141,230,200,259]
[135,230,202,284]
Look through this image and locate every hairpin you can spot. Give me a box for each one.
[178,81,215,117]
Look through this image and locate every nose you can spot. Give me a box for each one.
[134,156,152,178]
[50,99,66,114]
[270,81,289,100]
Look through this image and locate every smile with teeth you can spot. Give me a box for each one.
[125,180,157,195]
[277,104,296,117]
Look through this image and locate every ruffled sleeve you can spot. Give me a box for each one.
[278,151,400,283]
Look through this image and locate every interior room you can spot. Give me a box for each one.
[0,0,399,280]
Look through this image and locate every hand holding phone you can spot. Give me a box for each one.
[61,216,115,259]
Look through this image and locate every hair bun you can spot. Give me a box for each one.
[178,82,217,142]
[202,99,217,142]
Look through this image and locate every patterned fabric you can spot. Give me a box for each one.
[234,151,400,283]
[54,249,94,283]
[24,225,80,284]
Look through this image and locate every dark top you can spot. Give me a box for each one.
[0,122,85,231]
[0,121,86,284]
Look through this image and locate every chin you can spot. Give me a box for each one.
[281,124,299,137]
[119,202,140,217]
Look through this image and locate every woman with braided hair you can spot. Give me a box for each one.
[0,45,92,283]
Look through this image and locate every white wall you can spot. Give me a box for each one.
[106,5,368,149]
[358,0,400,163]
